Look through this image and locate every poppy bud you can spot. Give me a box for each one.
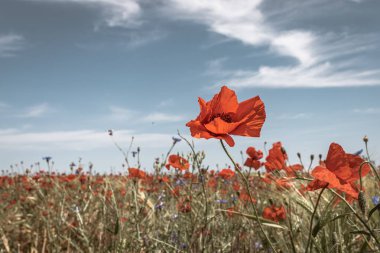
[297,152,301,159]
[318,154,322,160]
[363,135,368,143]
[310,154,314,161]
[358,191,367,216]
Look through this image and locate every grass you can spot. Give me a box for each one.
[1,138,380,252]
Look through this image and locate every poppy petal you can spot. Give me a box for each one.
[209,86,239,115]
[204,117,240,135]
[230,97,266,137]
[311,166,358,198]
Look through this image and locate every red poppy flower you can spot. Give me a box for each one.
[177,198,192,213]
[128,168,147,180]
[165,154,190,171]
[262,204,286,222]
[244,146,263,170]
[186,86,266,147]
[264,142,303,176]
[207,178,217,189]
[219,168,235,180]
[306,143,370,199]
[239,191,257,204]
[264,142,287,172]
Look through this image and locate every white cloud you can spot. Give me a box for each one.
[108,106,183,123]
[108,106,136,120]
[0,102,9,111]
[23,0,380,88]
[0,34,25,57]
[276,113,313,120]
[18,103,52,118]
[223,62,380,88]
[165,0,380,88]
[120,29,167,49]
[30,0,142,27]
[142,113,184,123]
[0,129,178,150]
[158,99,174,107]
[353,108,380,114]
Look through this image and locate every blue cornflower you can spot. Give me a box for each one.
[372,196,380,205]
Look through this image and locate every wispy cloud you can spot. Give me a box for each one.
[108,106,183,123]
[158,99,174,108]
[0,102,10,111]
[353,108,380,114]
[0,128,178,150]
[31,0,142,28]
[20,0,380,88]
[276,113,313,120]
[120,29,167,49]
[0,34,25,57]
[17,103,52,118]
[165,0,380,88]
[143,113,184,123]
[108,106,136,121]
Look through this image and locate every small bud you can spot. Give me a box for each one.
[318,154,322,160]
[358,191,367,216]
[363,135,368,143]
[108,129,113,136]
[297,152,301,159]
[310,154,314,161]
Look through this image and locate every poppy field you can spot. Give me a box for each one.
[1,86,380,253]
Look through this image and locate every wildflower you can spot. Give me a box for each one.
[244,147,263,170]
[128,168,146,179]
[172,136,181,144]
[42,156,52,163]
[262,204,286,222]
[372,196,380,205]
[226,206,237,217]
[216,199,229,204]
[264,142,303,176]
[155,201,165,210]
[306,143,370,199]
[238,191,257,204]
[186,85,266,147]
[177,198,191,213]
[218,168,235,180]
[165,154,190,171]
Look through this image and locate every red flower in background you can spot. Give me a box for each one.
[306,143,370,199]
[128,168,146,180]
[219,168,235,180]
[244,147,263,170]
[264,142,287,172]
[262,204,286,222]
[186,86,266,147]
[264,142,303,176]
[165,154,190,171]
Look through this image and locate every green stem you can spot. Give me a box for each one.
[305,186,327,253]
[220,140,278,253]
[329,189,380,247]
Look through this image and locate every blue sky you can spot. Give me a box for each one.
[1,0,380,173]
